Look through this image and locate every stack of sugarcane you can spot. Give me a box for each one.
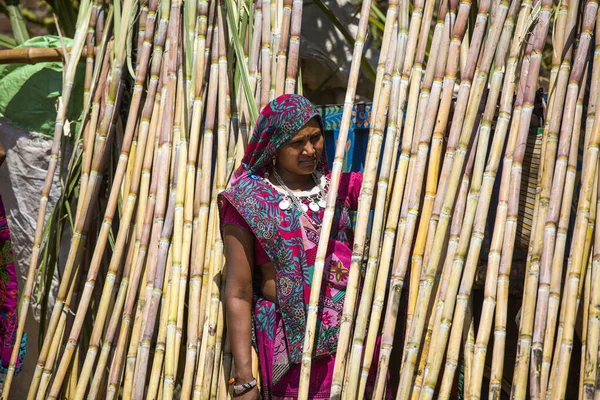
[1,0,304,398]
[6,0,600,397]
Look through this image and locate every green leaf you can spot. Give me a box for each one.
[224,0,259,125]
[0,35,85,139]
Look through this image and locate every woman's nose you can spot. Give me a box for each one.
[303,142,315,155]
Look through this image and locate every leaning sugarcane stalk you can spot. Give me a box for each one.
[583,168,600,400]
[131,4,181,397]
[353,0,413,396]
[484,0,552,395]
[146,245,174,400]
[540,9,600,399]
[162,44,190,400]
[51,2,162,398]
[297,0,373,396]
[405,0,454,332]
[2,3,93,398]
[526,4,595,398]
[181,1,213,397]
[283,0,301,94]
[515,0,586,394]
[418,108,486,400]
[544,161,598,399]
[409,3,512,397]
[341,21,398,398]
[402,0,443,330]
[394,0,493,393]
[548,39,600,400]
[105,60,166,400]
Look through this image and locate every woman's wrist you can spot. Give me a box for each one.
[234,372,255,383]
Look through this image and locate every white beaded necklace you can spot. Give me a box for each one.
[272,169,328,228]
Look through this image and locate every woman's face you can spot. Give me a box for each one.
[275,118,324,176]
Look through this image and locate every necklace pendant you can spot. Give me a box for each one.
[318,199,326,208]
[279,199,291,210]
[309,202,320,212]
[301,203,309,213]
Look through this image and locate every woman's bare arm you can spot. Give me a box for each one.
[223,224,256,384]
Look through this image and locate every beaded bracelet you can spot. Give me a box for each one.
[228,378,258,394]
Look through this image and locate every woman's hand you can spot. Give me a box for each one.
[232,386,261,399]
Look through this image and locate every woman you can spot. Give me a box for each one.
[0,142,26,383]
[219,94,383,399]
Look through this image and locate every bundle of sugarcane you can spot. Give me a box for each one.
[320,0,600,398]
[8,0,600,397]
[1,0,304,397]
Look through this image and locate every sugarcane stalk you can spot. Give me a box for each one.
[297,0,373,396]
[416,109,484,400]
[54,3,162,398]
[548,41,600,400]
[584,172,600,400]
[486,2,552,396]
[36,265,81,400]
[341,20,398,399]
[405,0,454,333]
[3,3,93,398]
[105,61,165,399]
[540,6,600,396]
[180,0,213,396]
[131,3,181,397]
[147,245,174,400]
[191,14,221,399]
[417,8,514,391]
[283,0,301,94]
[395,0,494,393]
[162,42,189,400]
[274,0,291,96]
[353,0,413,395]
[545,164,598,399]
[527,4,596,398]
[332,0,428,391]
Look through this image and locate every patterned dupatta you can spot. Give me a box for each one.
[218,94,352,382]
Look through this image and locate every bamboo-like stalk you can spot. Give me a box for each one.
[3,4,93,398]
[540,12,600,396]
[181,0,213,397]
[147,243,174,400]
[414,5,513,397]
[162,42,189,400]
[274,0,291,96]
[283,0,301,94]
[417,110,484,400]
[191,13,221,399]
[131,3,181,397]
[105,61,166,400]
[583,168,600,400]
[36,265,81,400]
[394,0,494,393]
[353,0,413,396]
[332,0,428,391]
[484,0,552,395]
[49,3,162,398]
[260,0,271,108]
[405,0,454,333]
[297,0,373,396]
[549,30,600,400]
[526,4,596,398]
[341,21,398,398]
